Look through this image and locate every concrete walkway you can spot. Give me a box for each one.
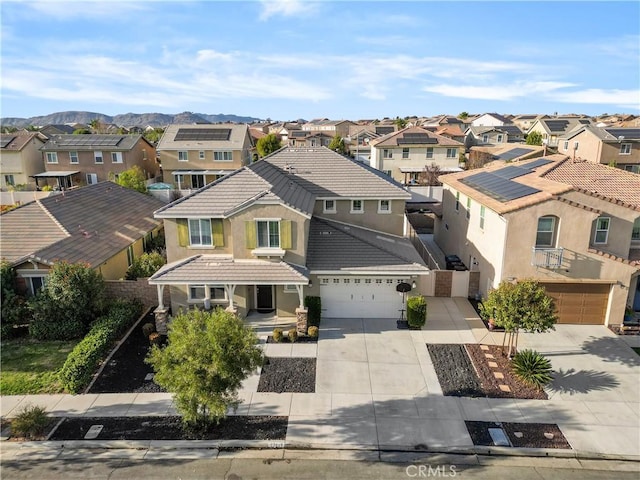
[2,298,639,460]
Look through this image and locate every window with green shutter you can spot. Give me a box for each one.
[212,219,224,247]
[245,221,257,249]
[280,219,292,249]
[177,219,189,247]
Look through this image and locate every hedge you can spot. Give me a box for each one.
[304,296,322,327]
[58,299,143,393]
[407,295,427,329]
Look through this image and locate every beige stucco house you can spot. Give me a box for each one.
[435,154,640,326]
[526,117,593,148]
[0,132,46,190]
[150,146,429,319]
[156,124,254,190]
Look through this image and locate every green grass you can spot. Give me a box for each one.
[632,347,640,357]
[0,339,78,395]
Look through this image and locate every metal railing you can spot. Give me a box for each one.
[531,247,564,268]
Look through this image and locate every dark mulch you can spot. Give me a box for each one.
[467,298,504,332]
[466,344,547,400]
[49,416,287,441]
[266,335,317,344]
[88,310,166,394]
[465,421,571,449]
[426,344,483,397]
[257,357,315,393]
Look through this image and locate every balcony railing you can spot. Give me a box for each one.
[531,247,564,268]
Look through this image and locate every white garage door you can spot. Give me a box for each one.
[320,277,408,318]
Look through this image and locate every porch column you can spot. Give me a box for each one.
[154,284,169,334]
[225,284,237,315]
[156,284,165,309]
[295,284,304,308]
[204,285,212,310]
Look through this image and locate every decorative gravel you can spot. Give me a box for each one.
[426,344,483,397]
[257,357,316,393]
[266,335,317,344]
[49,416,287,441]
[465,421,571,449]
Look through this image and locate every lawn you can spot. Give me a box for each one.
[0,339,77,395]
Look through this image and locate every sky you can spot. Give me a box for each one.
[1,0,639,121]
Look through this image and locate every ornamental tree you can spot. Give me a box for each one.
[146,308,263,431]
[256,133,282,158]
[115,165,147,194]
[479,279,557,357]
[526,131,543,146]
[328,134,347,155]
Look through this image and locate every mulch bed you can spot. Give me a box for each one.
[88,310,166,394]
[465,421,571,449]
[266,335,317,344]
[257,357,316,393]
[426,344,483,397]
[48,416,287,441]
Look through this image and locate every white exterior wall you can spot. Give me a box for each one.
[471,114,505,127]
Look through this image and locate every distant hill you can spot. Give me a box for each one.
[1,111,262,128]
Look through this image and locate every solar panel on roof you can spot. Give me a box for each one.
[0,136,16,148]
[57,136,122,147]
[523,158,553,169]
[174,128,231,141]
[497,147,533,161]
[545,120,570,132]
[460,172,540,202]
[492,166,531,179]
[578,119,590,124]
[397,134,437,144]
[605,128,640,140]
[375,126,394,135]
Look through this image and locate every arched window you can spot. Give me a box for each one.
[536,216,558,247]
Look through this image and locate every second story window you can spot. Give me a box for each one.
[482,134,489,143]
[323,199,336,213]
[46,152,58,164]
[496,134,503,143]
[69,151,79,164]
[632,218,640,241]
[480,205,486,230]
[447,148,457,158]
[455,191,460,212]
[111,152,123,163]
[351,199,363,213]
[257,220,280,248]
[426,147,433,159]
[536,216,557,247]
[189,219,212,246]
[378,199,391,213]
[402,148,409,159]
[466,197,471,219]
[563,141,569,151]
[94,151,103,164]
[620,143,631,155]
[178,151,188,162]
[383,149,392,159]
[594,217,610,244]
[199,151,205,160]
[214,151,233,161]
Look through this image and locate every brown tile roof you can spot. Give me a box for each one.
[0,132,44,151]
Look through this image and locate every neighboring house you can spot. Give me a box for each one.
[465,125,525,147]
[557,126,640,173]
[422,115,468,130]
[268,122,302,143]
[301,119,355,138]
[0,182,165,294]
[156,124,254,190]
[346,129,385,163]
[150,147,429,319]
[37,134,158,189]
[512,114,545,132]
[434,125,466,144]
[0,132,46,190]
[287,131,333,148]
[435,155,640,326]
[370,127,464,184]
[467,144,544,168]
[470,113,510,127]
[527,117,593,148]
[39,124,76,138]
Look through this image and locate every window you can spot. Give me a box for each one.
[620,143,631,155]
[563,141,569,150]
[323,199,336,213]
[214,151,233,161]
[426,147,433,159]
[480,205,486,230]
[178,151,188,162]
[351,199,363,213]
[27,276,46,296]
[625,165,640,173]
[94,151,103,164]
[46,152,58,164]
[402,148,409,159]
[383,149,392,159]
[455,191,460,211]
[127,245,134,267]
[86,173,98,185]
[446,148,457,158]
[378,199,391,213]
[69,151,79,164]
[343,279,350,284]
[573,141,579,150]
[191,174,205,189]
[482,134,489,143]
[283,284,298,293]
[257,220,280,248]
[466,197,471,219]
[496,134,503,143]
[536,216,556,247]
[111,152,123,163]
[189,285,226,301]
[632,218,640,241]
[199,151,205,160]
[594,217,610,244]
[189,218,212,246]
[4,174,14,186]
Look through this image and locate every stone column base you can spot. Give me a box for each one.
[296,307,308,335]
[154,307,170,335]
[225,305,238,316]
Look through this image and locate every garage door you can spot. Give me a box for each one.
[542,283,610,325]
[320,277,407,318]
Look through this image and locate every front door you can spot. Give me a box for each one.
[256,285,274,313]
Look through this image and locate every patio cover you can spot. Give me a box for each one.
[31,171,80,177]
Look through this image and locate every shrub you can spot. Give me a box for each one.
[511,349,553,389]
[125,251,166,280]
[11,404,49,440]
[407,295,427,329]
[272,328,283,343]
[142,322,156,338]
[288,329,298,343]
[1,261,30,338]
[304,296,321,327]
[307,326,319,338]
[58,299,143,393]
[41,185,53,192]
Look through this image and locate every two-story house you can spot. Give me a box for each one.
[557,126,640,173]
[0,132,46,190]
[149,147,429,320]
[37,134,157,189]
[526,117,593,148]
[435,155,640,326]
[156,124,255,191]
[301,119,355,138]
[470,113,510,127]
[370,127,464,184]
[465,125,525,147]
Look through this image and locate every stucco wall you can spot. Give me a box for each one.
[312,199,405,235]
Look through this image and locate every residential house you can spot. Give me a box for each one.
[435,155,640,326]
[465,125,525,148]
[512,114,545,132]
[0,132,46,190]
[156,124,254,191]
[557,126,640,173]
[470,113,510,127]
[526,117,593,148]
[0,182,165,294]
[38,124,77,138]
[467,144,544,169]
[434,125,466,144]
[286,131,333,148]
[149,147,429,319]
[369,127,464,184]
[301,119,355,138]
[37,134,158,189]
[422,115,469,130]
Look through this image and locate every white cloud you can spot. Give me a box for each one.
[18,0,148,20]
[546,88,640,108]
[259,0,319,21]
[423,81,576,101]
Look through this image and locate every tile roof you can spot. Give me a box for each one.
[149,255,309,284]
[0,132,44,151]
[371,126,463,148]
[1,182,164,267]
[157,124,250,150]
[306,217,429,273]
[40,134,147,151]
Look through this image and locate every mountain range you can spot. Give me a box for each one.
[0,111,263,128]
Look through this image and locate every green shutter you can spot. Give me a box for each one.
[212,219,224,247]
[280,219,292,250]
[177,219,189,247]
[245,221,256,249]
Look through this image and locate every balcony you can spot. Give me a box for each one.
[531,247,564,268]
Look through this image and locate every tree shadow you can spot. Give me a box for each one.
[548,368,620,395]
[581,336,640,368]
